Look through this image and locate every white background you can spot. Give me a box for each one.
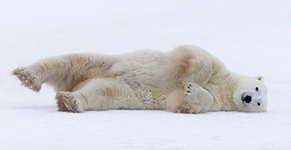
[1,0,291,149]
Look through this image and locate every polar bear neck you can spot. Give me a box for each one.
[204,57,240,111]
[206,73,240,111]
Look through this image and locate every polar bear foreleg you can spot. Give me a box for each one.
[167,82,213,113]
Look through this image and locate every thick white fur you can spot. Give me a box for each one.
[12,45,268,113]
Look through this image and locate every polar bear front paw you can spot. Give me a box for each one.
[55,92,83,113]
[185,83,201,96]
[12,68,41,92]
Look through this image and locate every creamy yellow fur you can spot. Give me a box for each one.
[12,45,268,113]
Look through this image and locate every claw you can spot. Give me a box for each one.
[64,102,72,111]
[188,84,192,88]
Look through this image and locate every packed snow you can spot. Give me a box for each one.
[1,0,291,149]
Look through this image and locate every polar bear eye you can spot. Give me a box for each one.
[255,87,259,91]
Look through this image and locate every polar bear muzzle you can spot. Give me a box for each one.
[242,95,252,104]
[241,92,262,107]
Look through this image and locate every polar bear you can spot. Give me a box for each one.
[12,45,268,113]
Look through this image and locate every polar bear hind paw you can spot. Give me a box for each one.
[55,92,83,113]
[12,68,41,92]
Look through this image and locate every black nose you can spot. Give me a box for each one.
[242,95,252,103]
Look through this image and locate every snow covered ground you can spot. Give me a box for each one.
[1,0,291,149]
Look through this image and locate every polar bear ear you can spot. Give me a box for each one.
[257,76,264,82]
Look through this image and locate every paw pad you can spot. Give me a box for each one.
[12,68,40,92]
[56,92,82,113]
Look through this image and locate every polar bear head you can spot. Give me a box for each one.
[233,76,268,112]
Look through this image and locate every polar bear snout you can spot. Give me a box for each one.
[242,95,252,104]
[241,92,263,107]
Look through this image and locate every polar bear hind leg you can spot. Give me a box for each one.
[12,53,116,92]
[55,78,138,113]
